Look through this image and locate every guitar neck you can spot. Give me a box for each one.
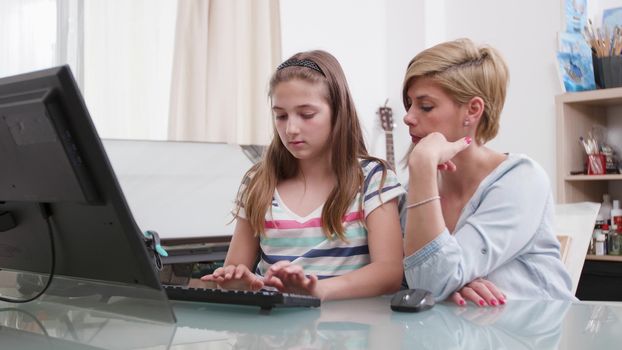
[385,130,395,170]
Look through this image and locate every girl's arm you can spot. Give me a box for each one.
[265,199,404,300]
[201,218,263,290]
[318,198,404,299]
[224,218,259,267]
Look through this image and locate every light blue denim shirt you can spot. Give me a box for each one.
[404,154,576,301]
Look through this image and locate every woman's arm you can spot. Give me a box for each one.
[404,133,471,255]
[404,153,553,300]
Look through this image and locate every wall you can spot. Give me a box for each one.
[281,0,563,194]
[280,0,392,164]
[442,1,562,191]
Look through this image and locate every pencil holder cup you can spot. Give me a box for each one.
[587,153,606,175]
[593,55,622,88]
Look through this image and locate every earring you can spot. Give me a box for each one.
[463,119,470,126]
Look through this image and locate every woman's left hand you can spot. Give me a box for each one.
[263,261,324,298]
[450,278,506,307]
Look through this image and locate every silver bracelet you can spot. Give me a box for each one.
[406,195,440,209]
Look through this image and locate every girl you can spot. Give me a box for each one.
[202,50,405,300]
[401,38,575,304]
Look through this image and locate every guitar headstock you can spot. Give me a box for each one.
[378,105,394,132]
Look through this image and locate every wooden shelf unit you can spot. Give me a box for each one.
[556,88,622,204]
[585,254,622,262]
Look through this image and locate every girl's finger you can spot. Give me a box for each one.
[234,265,247,279]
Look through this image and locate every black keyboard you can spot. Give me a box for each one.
[163,285,321,310]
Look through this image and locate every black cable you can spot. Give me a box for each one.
[0,203,56,303]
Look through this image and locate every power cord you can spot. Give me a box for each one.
[0,203,56,303]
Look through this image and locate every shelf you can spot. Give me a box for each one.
[585,254,622,262]
[565,174,622,181]
[556,87,622,105]
[556,87,622,203]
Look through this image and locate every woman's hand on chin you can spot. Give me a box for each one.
[409,133,472,169]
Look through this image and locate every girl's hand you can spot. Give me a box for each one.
[200,264,264,291]
[409,133,471,169]
[450,278,506,307]
[263,261,323,298]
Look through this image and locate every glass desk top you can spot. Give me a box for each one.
[1,295,621,349]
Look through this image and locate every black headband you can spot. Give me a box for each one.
[276,58,325,76]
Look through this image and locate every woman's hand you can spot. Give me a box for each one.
[200,264,264,291]
[450,278,506,307]
[409,133,471,170]
[263,261,324,299]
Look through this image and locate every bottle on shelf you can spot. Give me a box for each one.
[595,229,607,256]
[611,200,622,231]
[609,226,622,256]
[598,194,613,225]
[602,223,610,254]
[589,224,602,255]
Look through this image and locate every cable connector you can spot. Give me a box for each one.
[143,230,168,270]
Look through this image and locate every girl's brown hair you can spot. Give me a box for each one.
[234,50,388,240]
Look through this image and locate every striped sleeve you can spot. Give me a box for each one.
[361,160,406,218]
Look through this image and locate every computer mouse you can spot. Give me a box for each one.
[390,288,435,312]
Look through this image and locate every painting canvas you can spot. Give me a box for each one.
[557,32,596,92]
[565,0,587,33]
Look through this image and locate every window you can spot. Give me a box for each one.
[0,0,176,140]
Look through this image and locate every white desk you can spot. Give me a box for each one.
[1,293,621,349]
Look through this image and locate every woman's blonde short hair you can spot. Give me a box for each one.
[402,38,509,144]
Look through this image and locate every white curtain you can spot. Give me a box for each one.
[0,0,81,80]
[83,0,177,141]
[168,0,281,145]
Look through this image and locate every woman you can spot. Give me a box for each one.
[401,38,575,304]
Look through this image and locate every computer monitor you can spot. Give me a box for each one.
[0,66,173,320]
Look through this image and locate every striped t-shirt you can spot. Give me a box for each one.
[237,160,405,279]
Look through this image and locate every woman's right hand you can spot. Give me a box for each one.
[409,133,471,169]
[200,264,264,291]
[450,278,506,307]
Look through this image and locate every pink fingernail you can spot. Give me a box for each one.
[499,299,506,305]
[490,299,498,306]
[478,300,485,306]
[465,136,472,144]
[459,300,466,306]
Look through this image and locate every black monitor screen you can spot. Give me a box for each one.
[0,66,162,293]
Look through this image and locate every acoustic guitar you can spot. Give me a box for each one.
[377,102,395,170]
